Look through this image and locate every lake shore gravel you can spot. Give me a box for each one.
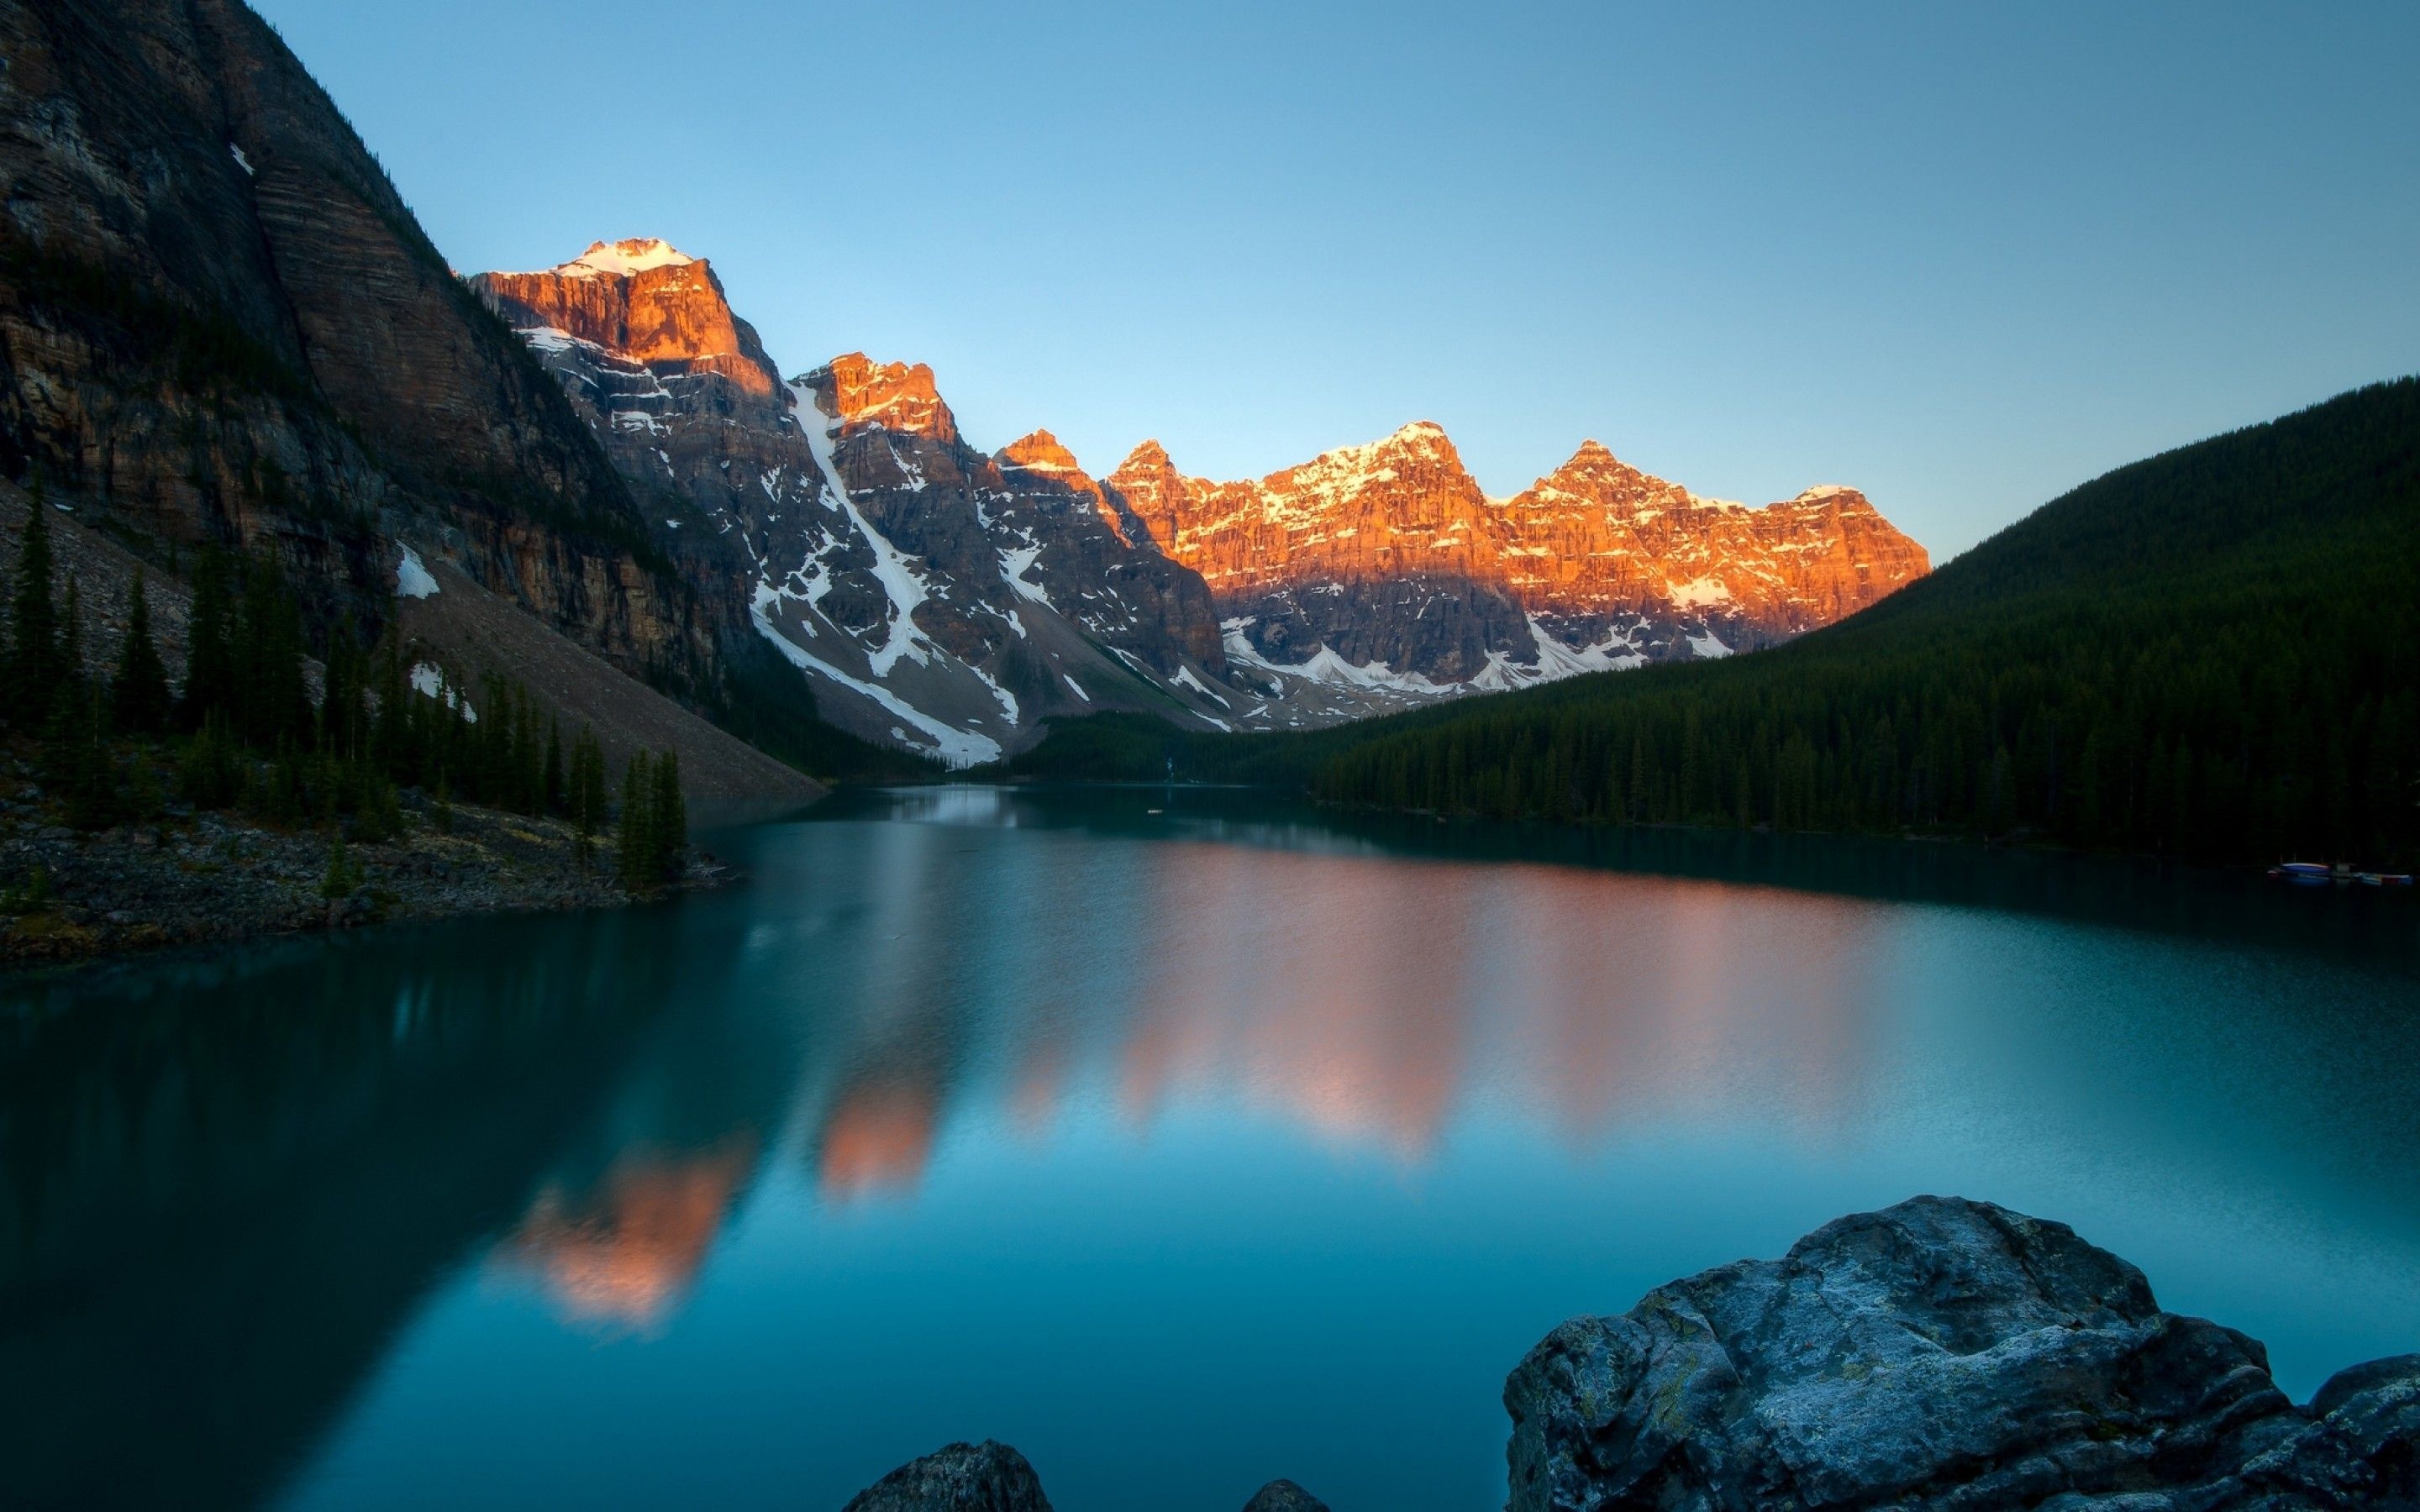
[0,786,726,968]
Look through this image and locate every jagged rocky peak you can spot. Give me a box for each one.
[471,238,780,396]
[1119,438,1176,471]
[1518,438,1697,516]
[1102,439,1199,545]
[1787,481,1879,512]
[1288,418,1468,484]
[997,428,1089,478]
[998,430,1151,547]
[807,353,962,444]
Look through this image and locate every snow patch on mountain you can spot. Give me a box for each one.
[750,585,999,767]
[793,379,936,677]
[395,543,439,599]
[548,238,697,278]
[408,662,476,722]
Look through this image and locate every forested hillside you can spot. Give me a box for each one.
[1308,380,2418,864]
[1011,380,2418,866]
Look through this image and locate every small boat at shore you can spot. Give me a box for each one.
[2268,862,2335,885]
[2266,862,2414,887]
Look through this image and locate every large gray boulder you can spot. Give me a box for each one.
[842,1441,1052,1512]
[1505,1196,2419,1510]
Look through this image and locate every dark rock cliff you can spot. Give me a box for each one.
[0,0,751,708]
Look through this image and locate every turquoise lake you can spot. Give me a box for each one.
[3,786,2416,1509]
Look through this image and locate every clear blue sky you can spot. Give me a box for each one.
[254,0,2418,558]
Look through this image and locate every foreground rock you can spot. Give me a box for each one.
[1240,1480,1330,1511]
[841,1441,1052,1512]
[839,1446,1337,1512]
[1505,1195,2420,1510]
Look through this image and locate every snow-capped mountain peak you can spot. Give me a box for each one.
[553,238,697,278]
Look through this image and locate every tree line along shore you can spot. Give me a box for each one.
[0,489,700,964]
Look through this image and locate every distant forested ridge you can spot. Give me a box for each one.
[1308,379,2418,864]
[1012,380,2418,866]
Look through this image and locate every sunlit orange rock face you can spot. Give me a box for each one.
[818,353,961,444]
[1107,424,1930,680]
[1497,443,1930,633]
[496,1140,755,1330]
[474,239,779,396]
[997,428,1136,544]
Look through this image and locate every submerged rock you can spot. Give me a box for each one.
[1241,1480,1329,1511]
[841,1441,1052,1512]
[1504,1195,2420,1510]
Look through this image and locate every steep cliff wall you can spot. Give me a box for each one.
[0,0,733,700]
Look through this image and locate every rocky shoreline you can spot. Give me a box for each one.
[840,1198,2417,1509]
[0,782,726,967]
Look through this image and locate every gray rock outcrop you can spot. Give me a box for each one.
[1241,1478,1331,1511]
[841,1441,1053,1512]
[1504,1195,2420,1510]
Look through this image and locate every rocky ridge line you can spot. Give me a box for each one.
[1105,422,1931,688]
[474,237,1933,759]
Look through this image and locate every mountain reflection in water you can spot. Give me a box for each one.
[494,1138,757,1331]
[2,785,2413,1512]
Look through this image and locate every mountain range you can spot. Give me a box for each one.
[0,0,1921,784]
[471,239,1928,765]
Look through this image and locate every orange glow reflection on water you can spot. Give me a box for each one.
[492,1138,755,1331]
[500,826,1889,1326]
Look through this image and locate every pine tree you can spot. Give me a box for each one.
[617,750,655,890]
[319,833,358,901]
[544,719,566,816]
[370,637,405,776]
[650,747,685,881]
[318,615,366,759]
[180,547,239,732]
[52,687,120,832]
[352,763,402,844]
[236,555,309,750]
[570,727,608,868]
[178,712,244,809]
[52,576,84,720]
[8,490,59,727]
[112,569,172,737]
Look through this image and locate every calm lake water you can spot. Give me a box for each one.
[4,786,2417,1510]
